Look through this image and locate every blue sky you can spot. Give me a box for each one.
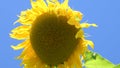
[0,0,120,68]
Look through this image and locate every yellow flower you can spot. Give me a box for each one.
[10,0,97,68]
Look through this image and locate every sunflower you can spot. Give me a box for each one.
[10,0,97,68]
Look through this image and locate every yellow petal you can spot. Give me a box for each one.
[11,40,29,50]
[10,26,30,40]
[61,0,69,9]
[80,23,97,28]
[86,40,94,49]
[75,29,84,39]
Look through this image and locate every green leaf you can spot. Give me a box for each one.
[113,64,120,68]
[84,51,115,68]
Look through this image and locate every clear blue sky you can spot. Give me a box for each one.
[0,0,120,68]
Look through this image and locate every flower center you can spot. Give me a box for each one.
[30,13,79,65]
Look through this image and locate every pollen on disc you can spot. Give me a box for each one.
[30,13,79,65]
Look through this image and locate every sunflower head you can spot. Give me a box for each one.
[10,0,97,68]
[30,13,80,65]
